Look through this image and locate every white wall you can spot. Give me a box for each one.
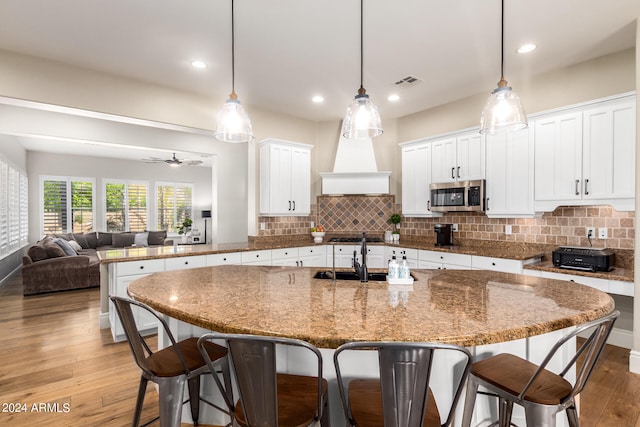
[26,152,213,242]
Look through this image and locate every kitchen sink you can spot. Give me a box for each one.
[313,271,391,281]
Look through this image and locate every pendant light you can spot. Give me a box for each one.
[214,0,254,143]
[342,0,383,139]
[479,0,527,135]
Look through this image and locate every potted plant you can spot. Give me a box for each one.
[390,213,401,229]
[178,218,193,243]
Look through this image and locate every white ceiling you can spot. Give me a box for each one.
[0,0,638,160]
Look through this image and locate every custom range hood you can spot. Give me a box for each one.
[320,134,391,195]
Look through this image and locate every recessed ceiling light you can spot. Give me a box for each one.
[191,60,207,69]
[516,44,537,54]
[312,95,324,103]
[388,94,400,102]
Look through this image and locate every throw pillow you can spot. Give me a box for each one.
[53,237,77,256]
[112,233,135,248]
[27,244,49,262]
[134,232,149,247]
[72,233,90,249]
[67,239,83,252]
[147,230,167,246]
[44,241,66,258]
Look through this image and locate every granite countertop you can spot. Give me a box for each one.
[127,265,614,349]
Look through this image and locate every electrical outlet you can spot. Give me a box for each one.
[452,224,458,232]
[260,222,266,230]
[505,225,512,235]
[598,228,608,239]
[586,227,595,238]
[310,221,315,228]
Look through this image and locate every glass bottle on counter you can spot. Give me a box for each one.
[399,255,410,279]
[388,256,399,279]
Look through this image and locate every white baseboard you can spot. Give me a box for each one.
[99,312,110,329]
[579,326,632,349]
[629,350,640,374]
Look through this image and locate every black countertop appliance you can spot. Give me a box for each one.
[434,224,453,247]
[552,246,615,272]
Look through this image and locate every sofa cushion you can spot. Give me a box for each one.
[27,243,49,263]
[84,232,98,249]
[148,230,167,246]
[97,232,113,247]
[44,240,66,258]
[134,232,149,247]
[112,233,135,248]
[53,238,77,256]
[72,233,90,249]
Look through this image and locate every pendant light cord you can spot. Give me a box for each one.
[500,0,504,80]
[359,0,364,90]
[231,0,236,95]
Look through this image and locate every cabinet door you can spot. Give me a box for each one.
[582,99,635,200]
[402,143,439,216]
[271,144,293,214]
[112,275,158,340]
[290,146,311,214]
[456,132,485,181]
[534,112,583,202]
[326,245,356,268]
[485,127,534,216]
[430,137,457,183]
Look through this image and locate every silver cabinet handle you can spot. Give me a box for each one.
[575,179,580,195]
[584,179,589,195]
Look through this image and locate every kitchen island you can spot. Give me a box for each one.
[127,265,613,426]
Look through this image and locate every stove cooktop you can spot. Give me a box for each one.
[329,237,383,243]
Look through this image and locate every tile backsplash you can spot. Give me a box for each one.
[258,197,634,251]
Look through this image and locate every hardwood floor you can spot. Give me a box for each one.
[1,271,639,426]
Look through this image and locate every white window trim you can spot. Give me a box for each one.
[0,154,28,259]
[155,181,194,235]
[102,179,150,232]
[40,175,96,236]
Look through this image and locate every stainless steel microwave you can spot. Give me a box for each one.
[429,180,485,212]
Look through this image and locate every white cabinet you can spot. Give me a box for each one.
[326,245,356,268]
[165,255,207,271]
[431,131,484,183]
[241,250,273,265]
[108,258,165,342]
[534,95,635,211]
[471,255,534,274]
[259,139,312,216]
[485,127,536,217]
[401,141,442,217]
[418,250,472,270]
[272,246,327,267]
[207,252,242,266]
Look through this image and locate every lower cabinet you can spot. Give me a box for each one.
[471,255,539,274]
[241,250,273,265]
[418,250,472,270]
[385,247,419,269]
[207,252,242,266]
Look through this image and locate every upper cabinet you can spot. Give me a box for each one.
[485,127,536,217]
[431,131,485,183]
[534,95,635,212]
[401,140,442,217]
[259,139,312,216]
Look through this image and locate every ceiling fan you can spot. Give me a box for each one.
[141,153,203,167]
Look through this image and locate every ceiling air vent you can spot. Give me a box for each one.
[394,75,422,88]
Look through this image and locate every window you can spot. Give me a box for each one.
[104,181,149,232]
[41,176,95,235]
[0,154,28,258]
[156,182,193,233]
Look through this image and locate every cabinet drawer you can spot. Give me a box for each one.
[298,245,326,258]
[419,250,472,267]
[271,248,299,260]
[386,247,418,261]
[165,255,207,271]
[472,256,523,274]
[117,259,165,276]
[241,250,272,264]
[365,245,385,256]
[207,252,242,266]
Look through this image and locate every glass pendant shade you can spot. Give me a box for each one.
[214,94,253,143]
[342,90,383,139]
[479,79,527,135]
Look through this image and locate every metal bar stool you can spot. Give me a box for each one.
[110,296,232,427]
[462,310,619,427]
[197,332,330,427]
[334,341,473,427]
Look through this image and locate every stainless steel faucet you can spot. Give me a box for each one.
[353,232,368,282]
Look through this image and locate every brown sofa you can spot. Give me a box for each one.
[22,231,173,296]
